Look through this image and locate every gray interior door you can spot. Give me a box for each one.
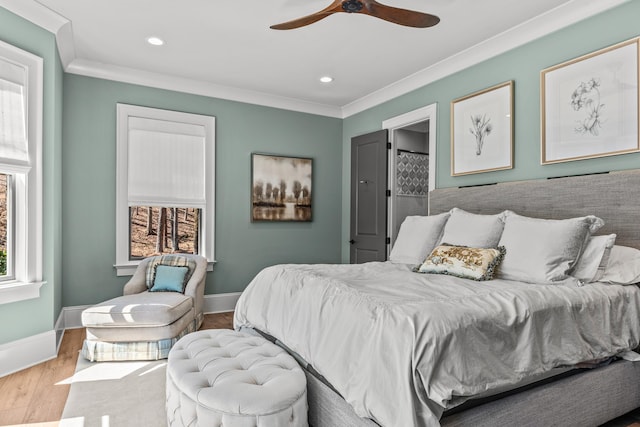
[350,129,388,263]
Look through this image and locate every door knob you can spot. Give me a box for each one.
[349,239,355,244]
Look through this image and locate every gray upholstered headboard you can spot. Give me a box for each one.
[429,169,640,249]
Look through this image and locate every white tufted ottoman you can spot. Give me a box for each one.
[166,329,308,427]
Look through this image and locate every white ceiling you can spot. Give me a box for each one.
[0,0,629,117]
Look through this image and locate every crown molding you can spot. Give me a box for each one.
[1,1,342,117]
[0,1,76,67]
[1,0,630,119]
[340,0,631,118]
[54,19,75,68]
[0,0,66,33]
[66,59,343,118]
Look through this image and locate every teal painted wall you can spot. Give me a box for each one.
[61,75,343,306]
[341,1,640,262]
[1,1,639,345]
[0,8,63,344]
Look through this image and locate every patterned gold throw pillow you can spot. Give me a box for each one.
[415,244,506,281]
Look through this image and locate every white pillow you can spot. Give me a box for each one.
[389,213,450,265]
[600,245,640,285]
[571,234,616,283]
[438,208,505,248]
[497,211,604,283]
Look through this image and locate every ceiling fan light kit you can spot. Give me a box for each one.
[270,0,440,30]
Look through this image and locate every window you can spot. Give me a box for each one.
[0,40,44,304]
[129,207,200,259]
[0,173,13,279]
[115,104,215,275]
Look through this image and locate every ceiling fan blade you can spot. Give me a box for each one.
[362,0,440,28]
[271,0,344,30]
[270,12,333,30]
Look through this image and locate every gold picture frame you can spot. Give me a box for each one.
[541,38,640,164]
[450,81,514,176]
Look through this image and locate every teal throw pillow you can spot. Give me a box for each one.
[150,264,189,293]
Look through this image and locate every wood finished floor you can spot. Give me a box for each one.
[0,311,234,426]
[0,310,638,427]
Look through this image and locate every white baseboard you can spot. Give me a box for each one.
[0,330,57,378]
[203,292,241,314]
[59,304,91,330]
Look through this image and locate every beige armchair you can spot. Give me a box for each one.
[81,254,207,362]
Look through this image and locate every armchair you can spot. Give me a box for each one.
[81,254,207,362]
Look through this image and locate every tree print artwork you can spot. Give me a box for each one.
[251,154,312,222]
[469,114,493,155]
[570,77,604,136]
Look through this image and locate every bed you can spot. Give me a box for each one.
[234,169,640,427]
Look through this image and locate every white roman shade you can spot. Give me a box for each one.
[0,57,28,169]
[116,103,215,275]
[127,117,206,208]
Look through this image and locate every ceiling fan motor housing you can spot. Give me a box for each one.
[342,0,364,13]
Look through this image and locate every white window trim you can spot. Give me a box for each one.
[114,104,216,276]
[0,40,45,305]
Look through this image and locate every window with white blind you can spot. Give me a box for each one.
[0,40,44,304]
[115,104,215,276]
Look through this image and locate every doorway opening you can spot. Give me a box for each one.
[382,103,437,252]
[390,121,430,247]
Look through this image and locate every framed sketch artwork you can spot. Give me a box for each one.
[251,153,312,222]
[541,38,640,164]
[451,81,514,176]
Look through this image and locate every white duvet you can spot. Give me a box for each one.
[233,262,640,427]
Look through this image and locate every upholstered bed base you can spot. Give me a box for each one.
[245,326,640,426]
[441,360,640,426]
[304,369,378,427]
[259,326,640,427]
[304,359,640,426]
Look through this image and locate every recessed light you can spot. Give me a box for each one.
[146,36,165,46]
[320,76,334,83]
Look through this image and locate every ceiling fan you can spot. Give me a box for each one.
[270,0,440,30]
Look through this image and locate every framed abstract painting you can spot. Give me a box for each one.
[251,153,313,222]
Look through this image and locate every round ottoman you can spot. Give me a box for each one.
[166,329,308,427]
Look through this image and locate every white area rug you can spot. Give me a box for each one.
[60,356,167,427]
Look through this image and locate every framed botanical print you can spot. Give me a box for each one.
[541,38,640,164]
[451,81,514,176]
[251,153,312,222]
